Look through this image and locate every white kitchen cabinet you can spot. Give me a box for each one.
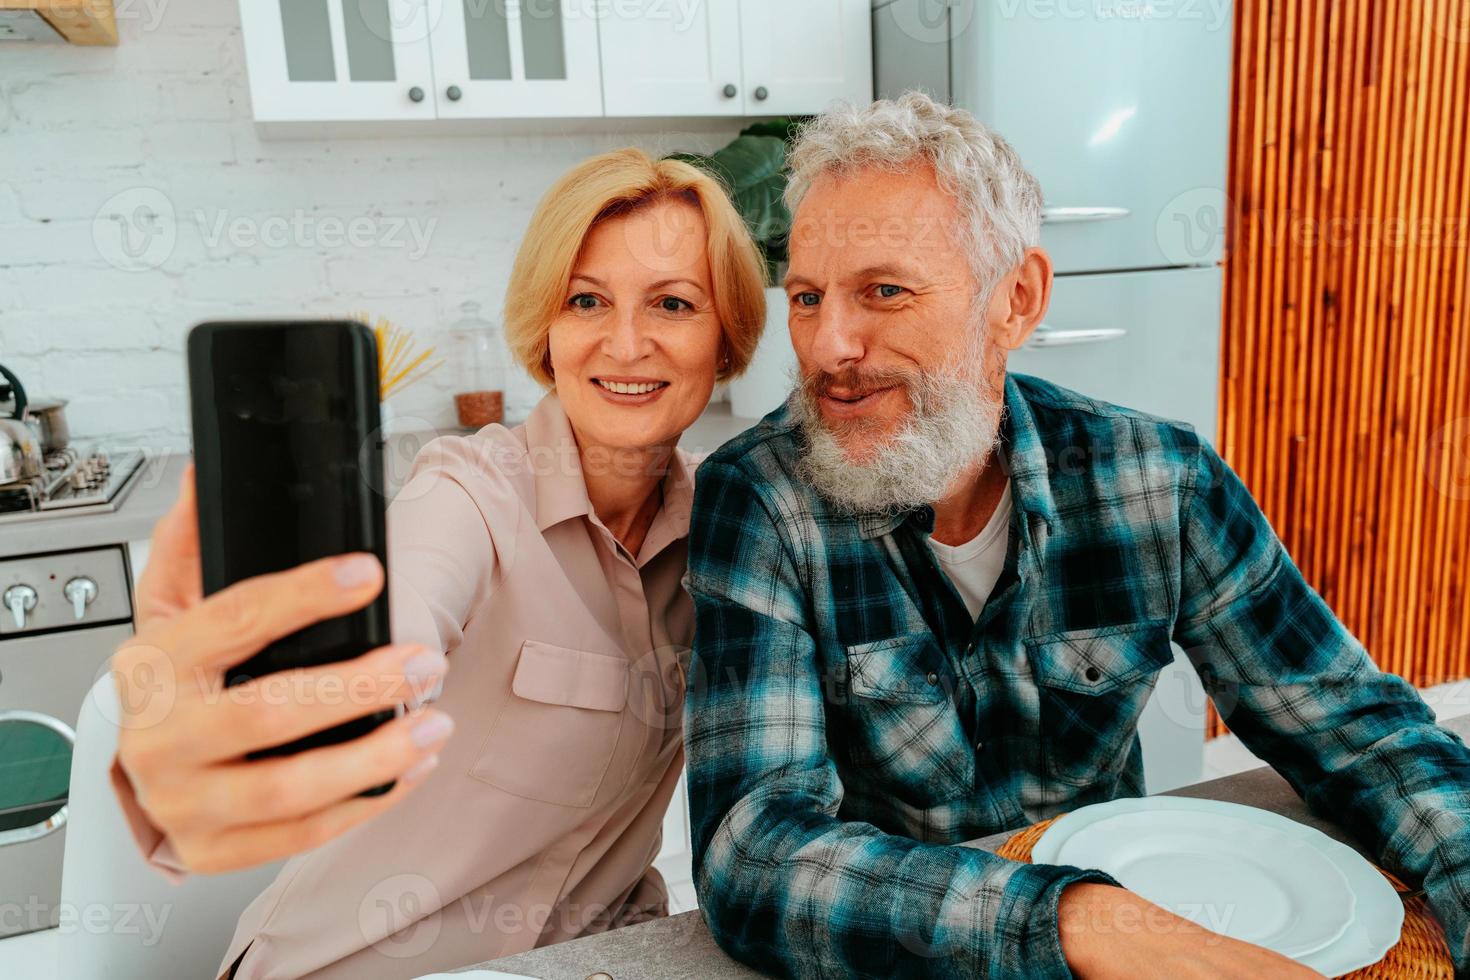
[429,0,604,119]
[598,0,743,117]
[238,0,438,122]
[240,0,870,124]
[736,0,871,116]
[599,0,871,119]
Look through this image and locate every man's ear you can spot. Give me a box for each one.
[990,247,1054,351]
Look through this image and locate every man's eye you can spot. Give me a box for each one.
[569,293,600,310]
[658,295,692,312]
[794,292,821,307]
[876,284,905,299]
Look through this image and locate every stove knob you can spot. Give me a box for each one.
[4,584,37,630]
[64,577,98,621]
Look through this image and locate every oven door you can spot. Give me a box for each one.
[0,622,128,937]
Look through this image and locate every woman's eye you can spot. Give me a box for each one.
[875,283,905,299]
[793,292,821,307]
[568,293,601,310]
[657,295,693,312]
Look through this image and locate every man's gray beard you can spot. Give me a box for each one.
[791,346,1006,516]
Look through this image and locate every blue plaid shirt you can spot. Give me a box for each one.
[684,373,1470,978]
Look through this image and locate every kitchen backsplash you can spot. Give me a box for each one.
[0,0,739,454]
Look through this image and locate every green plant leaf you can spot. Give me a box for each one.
[708,135,791,244]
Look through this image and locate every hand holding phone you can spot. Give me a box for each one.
[111,465,453,873]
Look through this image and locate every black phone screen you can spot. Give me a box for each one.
[187,321,394,783]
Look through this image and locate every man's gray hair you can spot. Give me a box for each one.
[784,91,1044,298]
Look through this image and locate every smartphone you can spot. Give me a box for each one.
[187,320,396,795]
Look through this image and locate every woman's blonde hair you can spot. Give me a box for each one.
[504,147,767,388]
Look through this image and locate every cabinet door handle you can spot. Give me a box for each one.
[408,86,425,103]
[722,83,737,98]
[1024,324,1128,349]
[446,85,462,102]
[753,86,768,101]
[1041,206,1131,224]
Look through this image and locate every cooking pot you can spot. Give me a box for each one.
[25,396,69,452]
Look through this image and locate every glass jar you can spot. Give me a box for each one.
[446,301,508,428]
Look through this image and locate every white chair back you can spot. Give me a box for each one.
[57,677,283,980]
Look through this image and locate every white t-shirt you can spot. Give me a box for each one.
[926,481,1013,621]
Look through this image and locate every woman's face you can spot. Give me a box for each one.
[548,197,723,456]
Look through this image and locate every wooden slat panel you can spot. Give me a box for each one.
[1212,0,1470,737]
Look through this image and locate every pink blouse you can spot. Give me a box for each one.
[113,392,701,978]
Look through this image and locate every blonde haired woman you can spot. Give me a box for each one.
[109,147,767,979]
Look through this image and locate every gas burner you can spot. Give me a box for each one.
[0,446,146,524]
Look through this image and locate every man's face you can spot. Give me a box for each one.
[785,162,1000,463]
[782,161,1052,513]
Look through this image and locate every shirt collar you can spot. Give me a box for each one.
[855,373,1059,540]
[523,392,696,556]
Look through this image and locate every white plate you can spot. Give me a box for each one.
[1052,809,1354,958]
[1032,796,1405,976]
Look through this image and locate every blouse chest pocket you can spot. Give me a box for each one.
[470,639,629,808]
[1026,621,1175,787]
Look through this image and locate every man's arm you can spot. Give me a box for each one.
[684,459,1117,979]
[1174,441,1470,974]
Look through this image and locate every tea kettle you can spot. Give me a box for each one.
[0,364,43,485]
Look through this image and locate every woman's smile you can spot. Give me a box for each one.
[591,376,672,405]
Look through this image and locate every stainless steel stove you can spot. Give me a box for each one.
[0,446,148,525]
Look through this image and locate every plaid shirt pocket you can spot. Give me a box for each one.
[1026,622,1174,786]
[841,634,973,802]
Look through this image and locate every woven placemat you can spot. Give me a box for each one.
[998,817,1454,979]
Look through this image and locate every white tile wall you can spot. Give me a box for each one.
[0,0,740,454]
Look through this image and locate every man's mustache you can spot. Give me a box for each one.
[800,367,921,401]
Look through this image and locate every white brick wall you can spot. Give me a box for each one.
[0,0,740,453]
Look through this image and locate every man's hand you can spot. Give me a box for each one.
[1058,883,1326,979]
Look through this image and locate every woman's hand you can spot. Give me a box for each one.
[112,464,454,874]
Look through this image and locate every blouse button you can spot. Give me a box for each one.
[925,671,940,687]
[1084,666,1102,683]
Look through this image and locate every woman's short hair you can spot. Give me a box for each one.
[505,147,767,388]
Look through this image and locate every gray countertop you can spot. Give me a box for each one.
[3,452,190,557]
[1,403,760,560]
[468,714,1470,980]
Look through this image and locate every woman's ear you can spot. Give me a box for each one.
[990,247,1054,351]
